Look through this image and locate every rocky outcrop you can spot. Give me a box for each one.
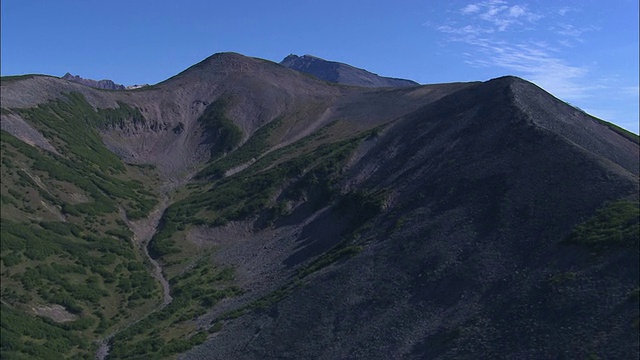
[61,72,126,90]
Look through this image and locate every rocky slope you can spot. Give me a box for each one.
[1,53,638,359]
[181,75,639,360]
[281,54,419,87]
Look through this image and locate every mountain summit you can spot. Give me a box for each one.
[280,54,419,87]
[0,52,638,359]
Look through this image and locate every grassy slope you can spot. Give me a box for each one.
[0,94,161,359]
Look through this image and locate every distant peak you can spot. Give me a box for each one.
[62,72,81,80]
[192,52,256,69]
[60,72,126,90]
[202,52,249,62]
[280,53,419,88]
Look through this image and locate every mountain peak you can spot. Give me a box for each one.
[280,54,419,88]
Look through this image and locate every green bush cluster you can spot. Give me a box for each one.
[18,92,126,174]
[19,264,108,307]
[96,101,146,129]
[3,134,156,221]
[2,218,139,265]
[150,135,362,260]
[198,98,243,159]
[8,94,158,219]
[197,117,284,179]
[1,216,158,354]
[565,200,639,251]
[297,245,363,279]
[1,94,165,358]
[109,261,240,358]
[0,304,88,359]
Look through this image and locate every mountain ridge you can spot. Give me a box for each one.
[280,54,420,88]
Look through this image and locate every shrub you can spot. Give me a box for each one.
[565,200,640,251]
[198,99,243,159]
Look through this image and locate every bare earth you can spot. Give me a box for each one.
[32,304,77,322]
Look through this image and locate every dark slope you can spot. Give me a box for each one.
[281,54,419,87]
[1,54,638,359]
[182,77,639,360]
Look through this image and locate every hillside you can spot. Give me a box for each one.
[1,53,638,359]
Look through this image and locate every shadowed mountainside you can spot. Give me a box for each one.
[180,75,640,360]
[0,52,638,359]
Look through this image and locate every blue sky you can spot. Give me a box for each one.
[2,0,638,133]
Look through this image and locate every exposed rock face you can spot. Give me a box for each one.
[280,54,419,88]
[61,72,126,90]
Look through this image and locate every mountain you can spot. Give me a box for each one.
[61,72,126,90]
[281,54,420,87]
[0,52,638,359]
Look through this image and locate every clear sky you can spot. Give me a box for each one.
[2,0,638,133]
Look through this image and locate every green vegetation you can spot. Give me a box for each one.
[108,258,241,358]
[1,107,15,116]
[198,98,243,159]
[565,200,639,251]
[0,74,39,83]
[1,90,385,358]
[297,245,363,279]
[96,101,146,129]
[0,304,90,359]
[1,93,162,358]
[197,117,284,179]
[18,92,126,174]
[3,93,158,219]
[150,128,368,260]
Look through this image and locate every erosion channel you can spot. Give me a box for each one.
[95,187,174,360]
